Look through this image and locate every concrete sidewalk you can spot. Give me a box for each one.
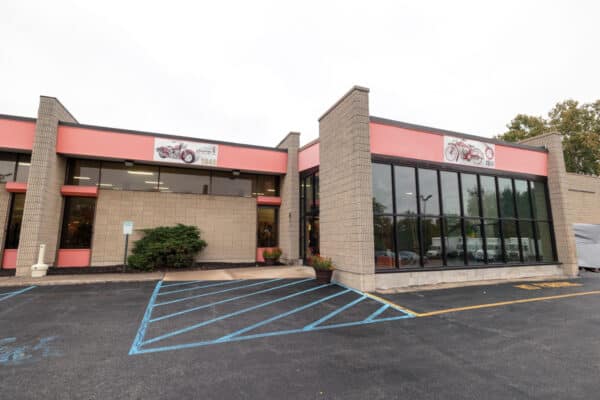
[0,265,315,287]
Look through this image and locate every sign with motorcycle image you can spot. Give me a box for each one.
[153,138,218,166]
[443,136,495,169]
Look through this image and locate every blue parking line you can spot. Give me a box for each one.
[303,295,366,330]
[161,280,205,288]
[0,286,35,302]
[142,282,331,346]
[150,278,310,322]
[154,278,282,307]
[157,279,244,296]
[364,304,389,322]
[217,288,351,342]
[129,281,163,355]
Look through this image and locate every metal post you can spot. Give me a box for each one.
[123,234,129,271]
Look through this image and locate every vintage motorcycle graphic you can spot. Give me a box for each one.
[444,138,495,167]
[155,141,217,165]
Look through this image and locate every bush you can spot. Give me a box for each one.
[127,224,207,271]
[263,247,282,260]
[310,255,334,271]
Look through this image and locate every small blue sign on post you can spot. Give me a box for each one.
[123,221,134,270]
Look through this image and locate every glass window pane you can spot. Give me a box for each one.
[0,153,16,183]
[396,216,420,267]
[502,220,521,262]
[304,175,315,213]
[418,169,440,215]
[422,217,442,267]
[15,154,31,182]
[464,218,484,264]
[440,171,461,216]
[498,178,515,218]
[60,197,96,249]
[257,207,278,247]
[536,222,555,262]
[314,172,319,204]
[371,163,393,214]
[4,193,25,249]
[515,179,532,218]
[531,181,549,220]
[374,215,395,269]
[483,220,501,263]
[444,217,464,266]
[212,171,254,197]
[394,166,417,214]
[480,176,498,218]
[519,221,537,262]
[305,217,319,260]
[100,162,159,191]
[66,159,101,186]
[461,174,480,217]
[255,175,280,196]
[158,166,210,194]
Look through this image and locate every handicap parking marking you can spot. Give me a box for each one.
[129,279,414,355]
[0,286,36,303]
[514,281,582,290]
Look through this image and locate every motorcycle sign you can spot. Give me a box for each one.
[153,138,218,166]
[443,136,495,169]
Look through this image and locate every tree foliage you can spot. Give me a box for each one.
[497,100,600,175]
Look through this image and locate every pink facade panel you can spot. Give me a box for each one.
[0,118,35,151]
[256,196,282,206]
[5,182,27,193]
[61,185,99,197]
[299,142,319,172]
[370,122,548,176]
[56,249,91,267]
[1,249,17,269]
[57,125,287,174]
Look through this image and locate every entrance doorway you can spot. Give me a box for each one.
[300,170,319,263]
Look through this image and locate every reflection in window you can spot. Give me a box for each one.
[101,162,159,191]
[461,174,480,217]
[396,216,420,267]
[15,154,31,182]
[502,220,521,262]
[66,159,101,186]
[441,171,460,216]
[394,166,417,214]
[372,164,393,214]
[536,221,555,262]
[159,166,209,194]
[464,218,483,264]
[483,220,501,263]
[519,221,537,262]
[418,169,439,215]
[530,181,549,220]
[60,197,96,249]
[5,193,25,249]
[0,153,16,183]
[255,175,280,196]
[212,171,253,197]
[444,217,464,266]
[498,178,515,218]
[515,179,532,218]
[374,215,395,269]
[480,176,498,218]
[257,207,278,247]
[422,218,442,267]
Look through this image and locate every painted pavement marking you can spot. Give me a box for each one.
[0,286,36,303]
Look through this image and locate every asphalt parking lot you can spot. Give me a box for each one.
[2,272,600,399]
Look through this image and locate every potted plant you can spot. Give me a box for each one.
[262,248,282,266]
[311,255,334,284]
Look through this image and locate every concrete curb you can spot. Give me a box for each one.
[0,272,164,287]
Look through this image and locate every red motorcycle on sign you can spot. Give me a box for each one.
[444,139,494,165]
[156,142,197,164]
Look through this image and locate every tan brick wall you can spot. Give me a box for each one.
[276,132,300,264]
[90,190,257,266]
[16,97,77,276]
[565,173,600,224]
[319,86,375,291]
[519,133,578,276]
[0,185,11,260]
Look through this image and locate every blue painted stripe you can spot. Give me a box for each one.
[160,280,205,288]
[158,279,244,296]
[217,289,351,342]
[303,295,366,330]
[149,278,310,322]
[141,282,329,346]
[134,314,414,355]
[154,278,283,308]
[364,304,389,322]
[333,281,414,317]
[128,280,163,355]
[0,286,35,302]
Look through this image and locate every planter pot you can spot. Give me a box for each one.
[314,268,333,284]
[264,258,277,266]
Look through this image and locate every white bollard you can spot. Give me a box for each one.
[31,244,49,278]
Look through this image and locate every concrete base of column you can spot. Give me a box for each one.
[333,270,376,292]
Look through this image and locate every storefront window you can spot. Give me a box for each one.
[159,166,209,194]
[255,175,280,196]
[480,175,498,218]
[60,197,96,249]
[101,162,159,191]
[483,220,501,263]
[530,181,549,220]
[519,221,537,262]
[396,216,420,267]
[464,218,484,264]
[4,193,25,249]
[394,166,417,214]
[536,221,555,262]
[257,207,278,247]
[372,164,393,214]
[515,179,532,218]
[0,153,17,183]
[15,154,31,182]
[461,173,480,217]
[422,217,442,267]
[66,159,101,186]
[418,169,439,215]
[374,215,395,269]
[444,217,464,266]
[498,178,516,218]
[501,220,521,262]
[441,171,460,216]
[211,171,254,197]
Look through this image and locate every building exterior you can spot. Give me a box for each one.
[0,88,584,290]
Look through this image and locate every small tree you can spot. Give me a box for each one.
[127,224,207,271]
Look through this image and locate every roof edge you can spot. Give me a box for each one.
[0,113,37,123]
[318,85,370,122]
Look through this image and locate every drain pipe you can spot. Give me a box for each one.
[31,244,49,278]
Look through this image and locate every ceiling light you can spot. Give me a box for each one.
[74,176,91,180]
[18,162,31,166]
[99,183,113,187]
[127,171,154,176]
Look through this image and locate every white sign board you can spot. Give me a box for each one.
[443,136,495,169]
[123,221,134,235]
[153,138,218,166]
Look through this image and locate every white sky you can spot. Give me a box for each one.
[1,1,598,147]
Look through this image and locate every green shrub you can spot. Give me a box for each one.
[310,255,334,271]
[127,224,207,271]
[262,247,282,260]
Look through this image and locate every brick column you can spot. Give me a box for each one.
[276,132,300,264]
[15,97,77,277]
[520,133,578,277]
[318,86,375,291]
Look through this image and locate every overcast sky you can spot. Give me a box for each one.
[1,1,598,147]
